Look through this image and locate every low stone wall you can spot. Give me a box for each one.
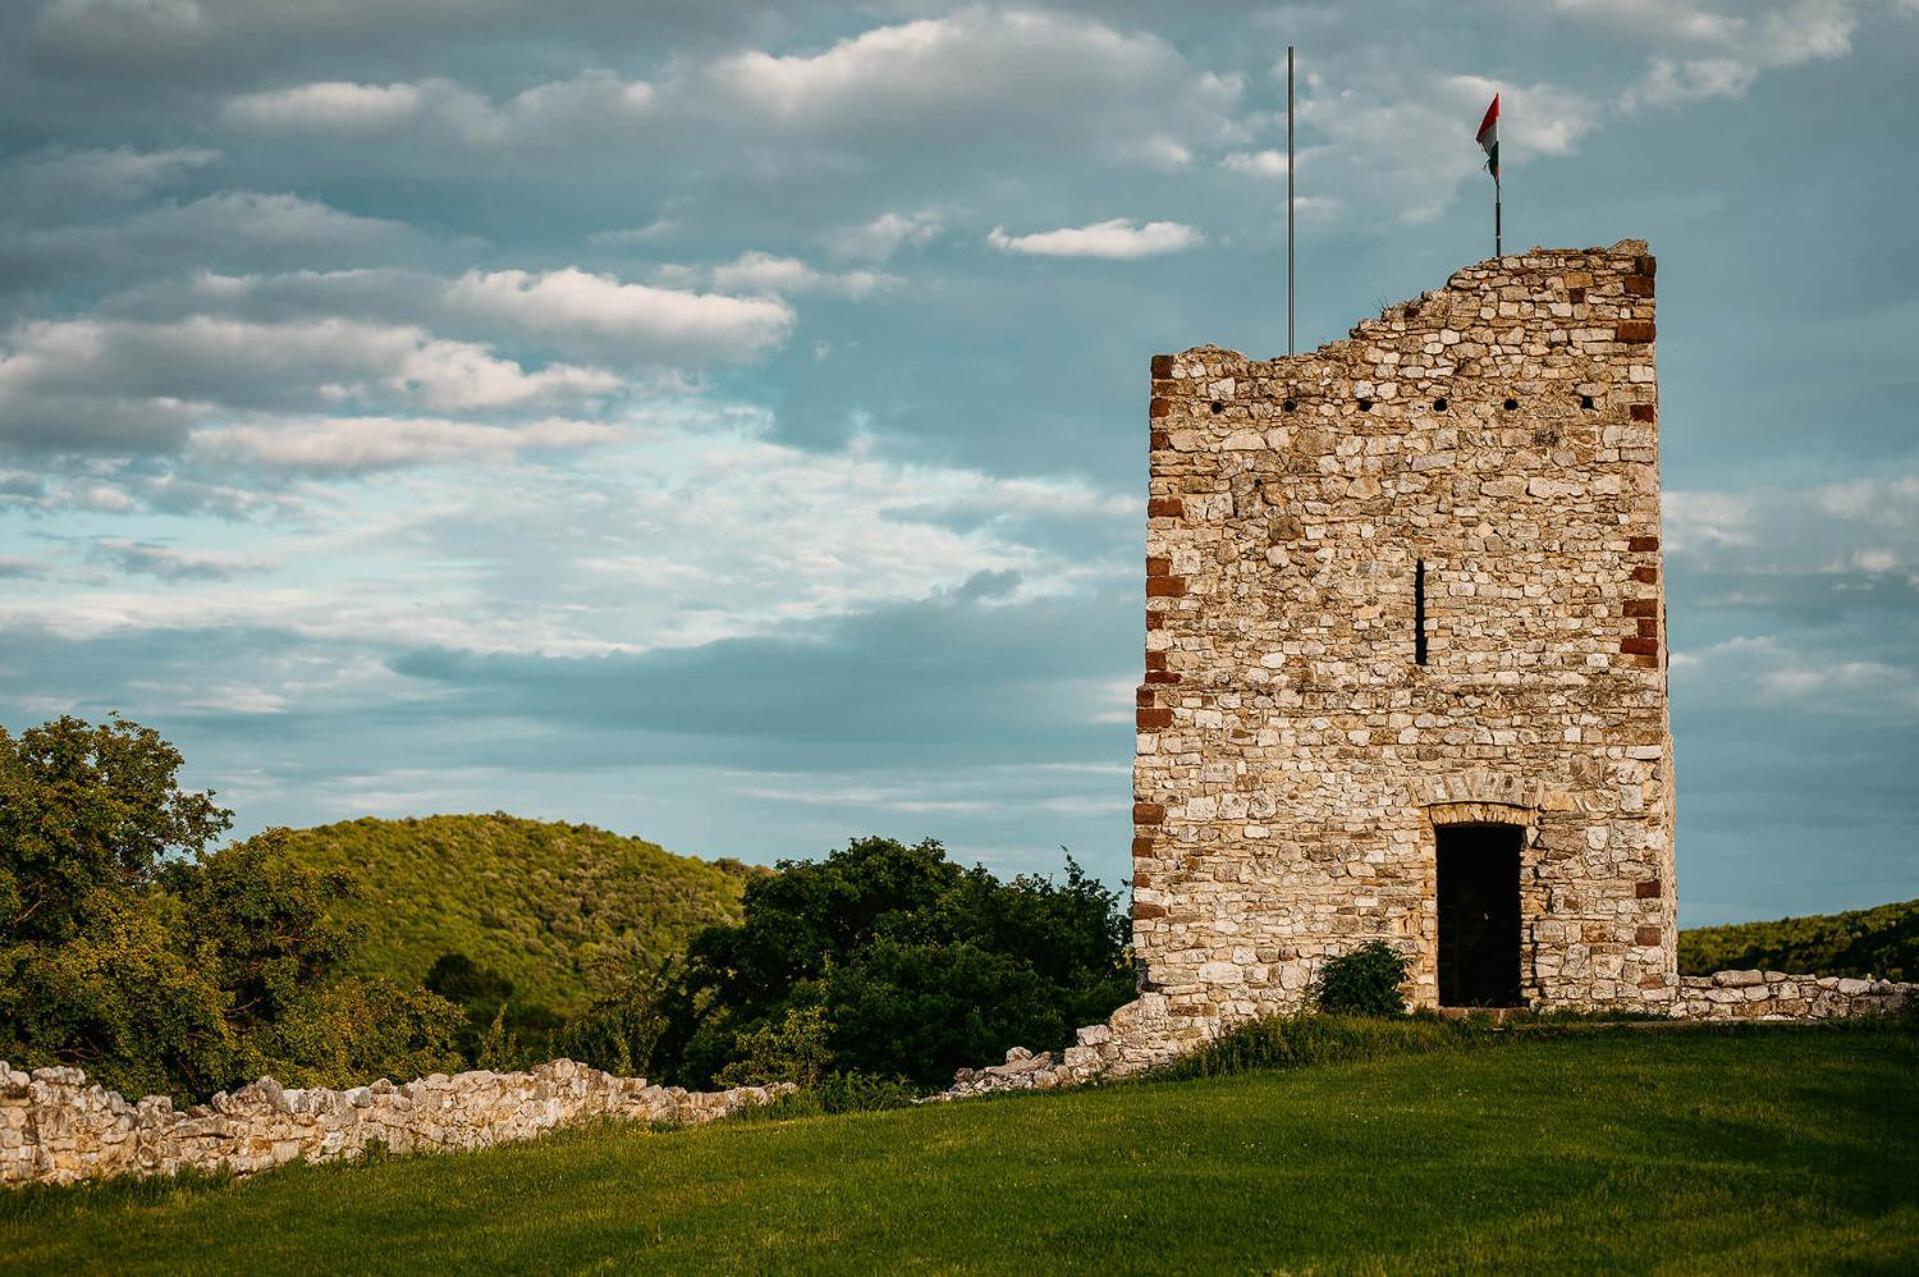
[1674,971,1913,1020]
[945,971,1915,1099]
[946,992,1217,1098]
[1,1058,788,1187]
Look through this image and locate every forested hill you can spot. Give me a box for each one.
[262,814,758,1015]
[1679,898,1918,982]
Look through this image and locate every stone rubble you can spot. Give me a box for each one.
[942,973,1914,1100]
[0,1058,789,1187]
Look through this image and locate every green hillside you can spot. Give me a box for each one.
[6,1024,1914,1274]
[1680,898,1919,982]
[263,814,757,1015]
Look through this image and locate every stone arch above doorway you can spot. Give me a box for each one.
[1412,772,1543,846]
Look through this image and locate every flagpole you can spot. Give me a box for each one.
[1495,175,1501,258]
[1286,45,1295,356]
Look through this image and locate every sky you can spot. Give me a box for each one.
[1,0,1915,927]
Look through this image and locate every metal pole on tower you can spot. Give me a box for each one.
[1287,45,1295,356]
[1495,176,1502,258]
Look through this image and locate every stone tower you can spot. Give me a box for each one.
[1131,241,1673,1021]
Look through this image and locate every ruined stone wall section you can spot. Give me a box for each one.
[942,974,1914,1099]
[1672,972,1914,1020]
[1133,243,1672,1026]
[0,1059,788,1187]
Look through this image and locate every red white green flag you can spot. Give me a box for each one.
[1476,94,1500,183]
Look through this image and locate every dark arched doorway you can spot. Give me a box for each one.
[1436,824,1523,1007]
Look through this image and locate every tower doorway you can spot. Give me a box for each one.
[1436,824,1523,1008]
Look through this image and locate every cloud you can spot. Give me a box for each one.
[222,71,655,145]
[987,218,1204,260]
[1298,73,1597,223]
[1,145,218,219]
[225,80,435,130]
[706,252,900,299]
[1564,0,1866,111]
[0,313,623,454]
[1673,633,1919,720]
[695,6,1242,170]
[107,265,796,367]
[1667,476,1919,580]
[826,210,942,261]
[1221,149,1288,178]
[191,415,623,475]
[588,220,677,248]
[89,538,274,580]
[2,192,431,296]
[0,556,43,578]
[386,580,1135,753]
[442,268,795,361]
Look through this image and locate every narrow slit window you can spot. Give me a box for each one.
[1414,559,1429,666]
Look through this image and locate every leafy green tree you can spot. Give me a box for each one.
[648,837,1133,1090]
[0,716,231,944]
[1,716,461,1100]
[1,887,244,1100]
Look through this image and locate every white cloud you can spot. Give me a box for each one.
[1580,0,1865,110]
[707,9,1171,121]
[0,313,624,453]
[222,71,654,145]
[112,265,797,367]
[7,192,429,289]
[1673,633,1919,719]
[442,268,796,361]
[0,406,1132,660]
[193,415,623,475]
[987,218,1204,260]
[1299,74,1597,223]
[1665,490,1758,551]
[1124,135,1193,171]
[225,80,431,129]
[1221,149,1288,178]
[2,145,218,219]
[89,538,274,580]
[826,210,942,261]
[588,220,677,249]
[697,7,1238,169]
[706,252,900,299]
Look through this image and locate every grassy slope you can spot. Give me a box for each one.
[266,814,753,1014]
[5,1024,1914,1275]
[1680,897,1919,982]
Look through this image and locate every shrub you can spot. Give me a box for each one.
[1160,1013,1494,1082]
[644,837,1134,1090]
[1315,940,1410,1016]
[742,1070,921,1121]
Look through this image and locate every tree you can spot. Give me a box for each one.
[0,715,231,945]
[0,716,461,1100]
[646,837,1134,1090]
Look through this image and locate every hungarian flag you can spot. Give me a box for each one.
[1476,95,1500,182]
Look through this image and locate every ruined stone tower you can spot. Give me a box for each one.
[1131,241,1673,1020]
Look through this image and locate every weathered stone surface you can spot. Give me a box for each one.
[1131,243,1674,1020]
[0,1060,788,1187]
[937,244,1916,1103]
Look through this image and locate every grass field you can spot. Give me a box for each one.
[4,1023,1914,1275]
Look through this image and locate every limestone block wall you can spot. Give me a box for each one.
[1672,971,1915,1020]
[942,976,1915,1099]
[1134,242,1673,1028]
[0,1059,788,1187]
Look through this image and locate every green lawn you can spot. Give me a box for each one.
[5,1024,1915,1275]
